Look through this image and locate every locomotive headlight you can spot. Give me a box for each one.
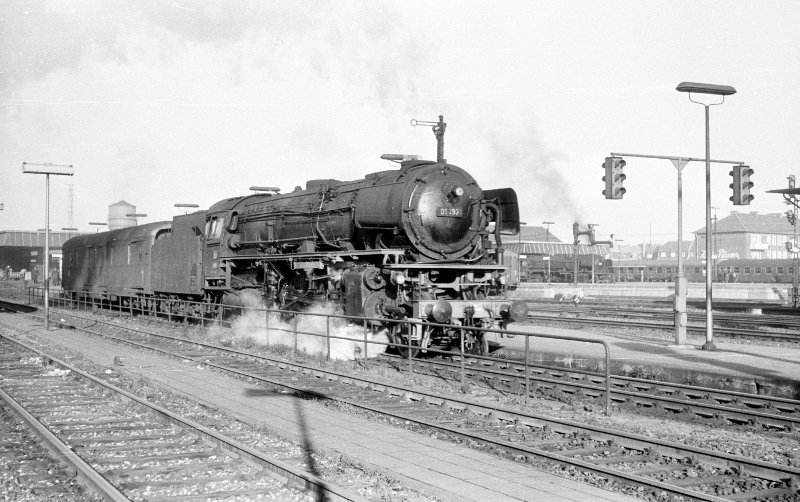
[450,186,465,198]
[391,272,406,285]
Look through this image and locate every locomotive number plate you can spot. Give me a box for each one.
[436,207,463,218]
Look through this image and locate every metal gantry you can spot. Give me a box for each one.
[607,153,745,346]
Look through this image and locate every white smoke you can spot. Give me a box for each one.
[214,303,390,361]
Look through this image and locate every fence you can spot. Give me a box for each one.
[21,287,613,415]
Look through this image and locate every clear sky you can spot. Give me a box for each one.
[2,1,798,245]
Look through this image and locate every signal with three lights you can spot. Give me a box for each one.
[602,156,626,199]
[729,164,754,205]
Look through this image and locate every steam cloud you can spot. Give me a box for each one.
[213,303,390,361]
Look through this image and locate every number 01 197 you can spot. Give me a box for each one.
[436,207,463,217]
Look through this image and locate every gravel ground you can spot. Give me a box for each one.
[7,320,441,502]
[7,307,800,501]
[79,311,800,471]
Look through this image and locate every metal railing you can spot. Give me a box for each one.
[21,287,613,415]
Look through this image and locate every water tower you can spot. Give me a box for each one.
[108,201,137,230]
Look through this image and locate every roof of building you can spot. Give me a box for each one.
[693,211,794,234]
[517,225,560,242]
[505,241,610,255]
[652,240,695,255]
[0,231,83,248]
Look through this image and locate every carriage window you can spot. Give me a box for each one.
[694,267,700,274]
[790,267,795,275]
[777,266,784,274]
[755,267,762,274]
[137,243,143,263]
[766,267,773,274]
[744,266,751,274]
[657,267,663,274]
[734,266,740,273]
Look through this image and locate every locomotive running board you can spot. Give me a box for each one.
[221,249,405,263]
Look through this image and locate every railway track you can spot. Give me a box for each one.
[14,305,800,501]
[0,332,360,501]
[0,390,101,501]
[530,302,800,329]
[379,353,800,432]
[525,306,800,342]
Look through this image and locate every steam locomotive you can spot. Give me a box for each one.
[62,154,527,356]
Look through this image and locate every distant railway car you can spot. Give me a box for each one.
[716,258,796,284]
[522,254,612,283]
[611,257,797,284]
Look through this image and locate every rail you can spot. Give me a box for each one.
[22,286,614,416]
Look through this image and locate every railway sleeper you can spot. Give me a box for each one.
[90,449,220,465]
[99,459,240,477]
[586,451,650,466]
[116,473,260,491]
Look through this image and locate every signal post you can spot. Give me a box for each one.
[604,153,747,346]
[767,176,800,308]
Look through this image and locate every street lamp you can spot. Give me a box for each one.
[126,213,147,226]
[175,203,199,214]
[89,222,107,233]
[22,161,74,331]
[677,81,737,350]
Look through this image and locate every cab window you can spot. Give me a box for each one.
[205,216,225,239]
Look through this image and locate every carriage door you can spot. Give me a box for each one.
[203,214,227,289]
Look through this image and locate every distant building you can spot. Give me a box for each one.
[693,211,796,260]
[651,240,697,260]
[610,244,644,260]
[0,230,82,281]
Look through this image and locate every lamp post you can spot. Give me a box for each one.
[89,222,107,233]
[543,221,554,282]
[677,81,737,350]
[22,162,74,331]
[126,213,147,229]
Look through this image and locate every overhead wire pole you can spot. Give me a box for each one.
[22,162,75,331]
[609,152,745,346]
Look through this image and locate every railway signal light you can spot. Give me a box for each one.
[602,156,626,199]
[729,164,754,205]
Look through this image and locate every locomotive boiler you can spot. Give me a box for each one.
[62,120,526,356]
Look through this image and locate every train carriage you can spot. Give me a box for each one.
[62,222,172,302]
